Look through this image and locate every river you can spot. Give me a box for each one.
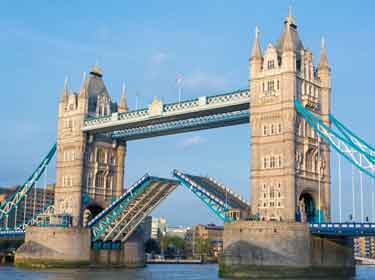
[1,264,375,279]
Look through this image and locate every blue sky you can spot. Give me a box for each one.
[1,1,375,226]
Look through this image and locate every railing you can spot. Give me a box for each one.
[310,223,375,236]
[83,88,250,129]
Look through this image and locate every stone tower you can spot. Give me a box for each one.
[55,66,126,226]
[249,10,331,222]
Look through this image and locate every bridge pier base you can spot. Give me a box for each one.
[219,221,355,279]
[91,227,145,268]
[14,226,91,268]
[14,226,145,268]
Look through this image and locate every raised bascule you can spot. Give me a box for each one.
[1,8,375,278]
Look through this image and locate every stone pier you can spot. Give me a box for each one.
[15,226,145,268]
[219,221,355,279]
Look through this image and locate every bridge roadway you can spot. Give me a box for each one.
[82,89,250,140]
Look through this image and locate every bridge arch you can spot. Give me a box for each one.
[83,203,104,226]
[298,191,317,223]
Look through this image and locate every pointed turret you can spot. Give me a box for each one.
[250,26,262,59]
[79,72,88,98]
[249,26,263,78]
[318,36,329,69]
[118,83,128,113]
[60,77,69,102]
[277,7,303,55]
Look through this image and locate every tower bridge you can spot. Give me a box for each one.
[0,8,374,278]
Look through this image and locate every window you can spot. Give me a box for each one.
[267,60,275,70]
[278,155,282,168]
[270,156,276,168]
[264,193,267,198]
[271,124,275,135]
[268,80,275,92]
[278,124,282,134]
[262,82,265,92]
[277,80,280,90]
[263,125,268,136]
[263,157,268,169]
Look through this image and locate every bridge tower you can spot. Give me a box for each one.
[249,10,331,223]
[55,66,126,226]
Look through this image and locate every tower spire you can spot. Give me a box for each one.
[285,5,296,27]
[118,83,128,112]
[250,25,262,59]
[79,72,88,98]
[60,77,69,102]
[318,36,329,68]
[282,23,294,52]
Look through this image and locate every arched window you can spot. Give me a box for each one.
[263,157,268,169]
[263,125,268,136]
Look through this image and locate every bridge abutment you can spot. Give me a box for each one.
[219,221,355,278]
[14,226,145,268]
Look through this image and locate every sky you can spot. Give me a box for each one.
[1,1,375,227]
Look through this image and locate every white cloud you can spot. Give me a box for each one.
[181,136,206,149]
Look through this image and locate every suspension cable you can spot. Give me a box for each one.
[14,206,18,228]
[360,154,364,223]
[23,195,27,225]
[338,146,343,223]
[43,165,47,211]
[318,130,321,223]
[352,165,356,221]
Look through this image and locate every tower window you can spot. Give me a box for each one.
[271,124,275,135]
[278,124,282,134]
[267,60,275,70]
[277,80,280,90]
[268,80,275,92]
[263,157,268,169]
[263,125,268,136]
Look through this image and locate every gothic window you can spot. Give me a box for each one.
[278,202,281,207]
[277,80,280,90]
[262,82,265,92]
[270,156,276,168]
[263,157,268,169]
[271,124,275,135]
[278,155,282,168]
[263,202,267,207]
[278,123,282,134]
[264,193,267,198]
[278,192,281,198]
[267,60,275,70]
[263,125,268,136]
[268,80,275,92]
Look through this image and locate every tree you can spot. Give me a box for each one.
[144,238,160,254]
[195,237,210,259]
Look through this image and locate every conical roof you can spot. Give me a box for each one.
[250,26,262,59]
[276,8,304,54]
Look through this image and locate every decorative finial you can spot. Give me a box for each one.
[64,76,68,91]
[286,5,295,26]
[121,82,126,97]
[255,25,260,39]
[321,36,326,51]
[90,60,103,77]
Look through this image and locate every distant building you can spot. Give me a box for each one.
[185,224,224,258]
[354,237,375,258]
[166,226,190,239]
[0,184,55,228]
[144,216,167,241]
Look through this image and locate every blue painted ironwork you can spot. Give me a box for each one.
[0,230,25,238]
[89,174,179,242]
[310,223,375,237]
[0,144,56,223]
[173,170,235,222]
[295,99,375,180]
[112,110,250,141]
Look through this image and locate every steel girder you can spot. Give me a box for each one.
[111,109,250,141]
[310,223,375,237]
[83,88,250,134]
[173,170,240,222]
[89,174,179,242]
[0,144,56,222]
[295,99,375,180]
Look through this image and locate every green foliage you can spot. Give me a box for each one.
[144,238,160,254]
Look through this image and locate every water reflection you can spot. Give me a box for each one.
[1,264,374,280]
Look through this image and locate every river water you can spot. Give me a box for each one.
[1,264,375,280]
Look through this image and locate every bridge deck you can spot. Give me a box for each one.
[82,89,250,140]
[310,223,375,237]
[89,174,179,244]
